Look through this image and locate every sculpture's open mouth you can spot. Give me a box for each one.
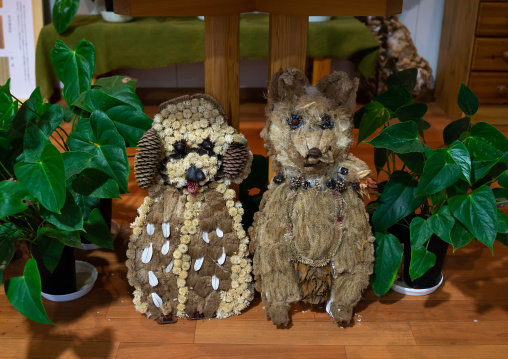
[187,180,199,195]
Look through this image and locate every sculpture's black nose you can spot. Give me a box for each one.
[186,166,206,182]
[307,147,322,159]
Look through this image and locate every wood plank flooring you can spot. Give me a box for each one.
[1,103,508,358]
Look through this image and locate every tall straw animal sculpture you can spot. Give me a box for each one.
[127,94,254,322]
[249,68,375,326]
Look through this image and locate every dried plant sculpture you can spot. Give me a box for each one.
[127,94,254,322]
[249,68,375,326]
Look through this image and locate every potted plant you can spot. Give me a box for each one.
[0,39,151,323]
[355,68,508,296]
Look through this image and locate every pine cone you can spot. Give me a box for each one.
[273,172,284,184]
[223,142,249,179]
[135,128,164,189]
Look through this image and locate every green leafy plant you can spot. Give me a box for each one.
[356,69,508,296]
[0,39,151,323]
[52,0,80,34]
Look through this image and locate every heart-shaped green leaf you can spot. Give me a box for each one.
[36,104,64,137]
[466,122,508,161]
[72,168,120,198]
[373,85,414,111]
[62,151,95,179]
[36,229,65,273]
[395,102,428,122]
[410,217,433,248]
[0,79,18,129]
[23,125,50,163]
[449,221,474,251]
[0,224,20,267]
[367,121,429,154]
[371,232,403,296]
[52,0,79,33]
[105,106,152,147]
[40,189,83,232]
[38,227,81,248]
[93,75,137,92]
[457,83,479,116]
[51,39,95,104]
[443,117,470,146]
[387,68,418,92]
[374,147,388,175]
[418,150,462,195]
[4,258,53,324]
[372,171,423,231]
[497,209,508,233]
[427,206,455,244]
[81,208,114,250]
[409,247,436,281]
[448,185,497,250]
[68,111,128,193]
[14,144,66,213]
[0,180,29,217]
[447,140,472,183]
[357,101,392,145]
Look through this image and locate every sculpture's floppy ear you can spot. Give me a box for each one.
[268,68,310,108]
[134,128,164,189]
[315,71,359,115]
[223,134,253,184]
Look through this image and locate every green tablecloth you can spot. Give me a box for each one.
[36,15,379,100]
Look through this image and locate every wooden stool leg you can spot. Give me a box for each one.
[267,14,309,177]
[312,58,332,85]
[204,14,240,130]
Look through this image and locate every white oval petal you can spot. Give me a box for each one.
[216,227,224,238]
[148,271,158,287]
[202,231,209,243]
[152,292,163,308]
[147,223,155,235]
[141,243,153,263]
[165,260,174,273]
[194,257,204,271]
[212,275,219,290]
[162,222,170,238]
[217,247,226,265]
[326,297,334,318]
[161,240,170,255]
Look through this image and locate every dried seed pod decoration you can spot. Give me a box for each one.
[223,142,249,179]
[302,180,311,190]
[352,182,360,191]
[273,172,285,184]
[289,177,303,191]
[336,181,347,193]
[201,138,214,151]
[174,139,188,154]
[339,167,349,176]
[326,178,337,190]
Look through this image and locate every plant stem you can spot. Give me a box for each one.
[50,134,67,151]
[0,161,14,179]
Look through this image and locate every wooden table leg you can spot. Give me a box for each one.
[312,58,332,85]
[267,14,309,177]
[204,14,240,130]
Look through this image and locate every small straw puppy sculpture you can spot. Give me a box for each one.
[127,94,254,322]
[249,68,375,326]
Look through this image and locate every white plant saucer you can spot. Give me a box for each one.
[41,261,98,302]
[390,273,444,296]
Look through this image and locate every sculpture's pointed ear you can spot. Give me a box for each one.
[315,71,359,115]
[268,68,310,108]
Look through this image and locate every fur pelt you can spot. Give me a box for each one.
[249,68,375,326]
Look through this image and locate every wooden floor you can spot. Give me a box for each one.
[2,103,508,358]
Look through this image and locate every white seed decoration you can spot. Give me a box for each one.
[217,247,226,265]
[326,297,334,318]
[141,243,153,263]
[165,260,174,273]
[147,223,155,235]
[194,257,204,271]
[212,275,219,290]
[152,292,163,308]
[162,222,170,238]
[161,240,170,255]
[202,231,209,243]
[148,271,158,287]
[216,227,224,238]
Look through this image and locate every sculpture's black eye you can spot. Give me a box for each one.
[288,115,302,130]
[173,140,188,154]
[321,115,333,129]
[200,138,214,151]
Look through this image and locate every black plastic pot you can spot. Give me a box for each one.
[403,234,449,289]
[32,244,77,295]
